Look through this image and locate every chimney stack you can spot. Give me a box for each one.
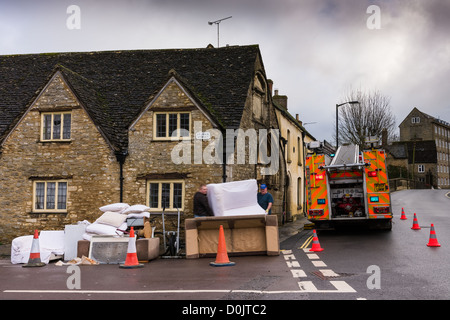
[267,79,273,95]
[273,89,288,110]
[381,128,388,146]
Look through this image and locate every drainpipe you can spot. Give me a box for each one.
[115,150,128,202]
[221,129,227,183]
[302,131,307,217]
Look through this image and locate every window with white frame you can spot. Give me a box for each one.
[411,117,420,124]
[153,112,190,140]
[147,180,184,211]
[41,112,72,141]
[33,180,68,212]
[418,164,425,173]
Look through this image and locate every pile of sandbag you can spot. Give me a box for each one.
[82,203,150,241]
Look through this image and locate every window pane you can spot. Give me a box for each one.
[46,182,56,209]
[173,183,182,209]
[35,182,45,210]
[161,183,170,209]
[63,114,71,139]
[180,113,190,137]
[57,182,67,210]
[53,114,61,140]
[169,114,178,137]
[149,183,159,208]
[156,114,166,137]
[43,115,52,140]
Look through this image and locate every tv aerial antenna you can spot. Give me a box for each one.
[208,16,232,48]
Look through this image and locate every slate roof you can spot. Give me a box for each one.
[0,45,262,152]
[405,140,437,164]
[385,142,408,159]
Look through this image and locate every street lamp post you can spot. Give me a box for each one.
[336,101,359,149]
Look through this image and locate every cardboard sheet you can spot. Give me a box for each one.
[185,215,279,258]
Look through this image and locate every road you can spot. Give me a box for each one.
[1,189,449,304]
[284,190,450,300]
[280,189,450,300]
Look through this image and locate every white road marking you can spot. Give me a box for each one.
[312,260,327,267]
[298,281,356,293]
[286,260,300,268]
[3,289,314,295]
[290,269,307,278]
[307,253,320,259]
[319,269,339,277]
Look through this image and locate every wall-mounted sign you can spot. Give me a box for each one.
[195,132,211,140]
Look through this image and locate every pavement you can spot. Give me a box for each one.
[278,215,309,243]
[0,215,309,262]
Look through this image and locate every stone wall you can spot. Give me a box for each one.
[0,70,286,243]
[125,80,224,219]
[399,109,434,141]
[0,73,120,242]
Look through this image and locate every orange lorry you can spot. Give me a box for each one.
[305,143,392,230]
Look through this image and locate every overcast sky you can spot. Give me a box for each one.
[1,0,449,142]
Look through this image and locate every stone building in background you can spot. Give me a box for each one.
[391,107,450,188]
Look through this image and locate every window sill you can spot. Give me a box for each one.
[38,140,72,144]
[29,211,68,215]
[152,137,191,142]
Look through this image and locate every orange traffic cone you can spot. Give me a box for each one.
[411,213,421,230]
[309,229,324,252]
[400,208,407,220]
[210,225,235,267]
[120,227,144,268]
[23,230,46,267]
[426,224,441,247]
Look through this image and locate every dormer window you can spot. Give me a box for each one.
[153,112,190,140]
[41,112,72,141]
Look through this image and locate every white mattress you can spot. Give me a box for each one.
[11,230,65,264]
[207,179,266,217]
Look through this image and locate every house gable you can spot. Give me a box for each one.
[1,70,115,152]
[125,76,226,211]
[399,107,421,128]
[0,71,121,241]
[130,76,220,132]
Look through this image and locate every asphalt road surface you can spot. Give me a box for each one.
[281,189,450,300]
[1,189,449,304]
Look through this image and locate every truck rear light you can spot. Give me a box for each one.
[370,196,379,202]
[368,171,377,177]
[315,174,324,180]
[309,209,324,216]
[374,206,389,214]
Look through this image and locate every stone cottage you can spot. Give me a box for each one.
[0,45,286,243]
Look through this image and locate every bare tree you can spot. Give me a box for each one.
[337,89,396,148]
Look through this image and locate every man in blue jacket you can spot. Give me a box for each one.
[257,184,273,215]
